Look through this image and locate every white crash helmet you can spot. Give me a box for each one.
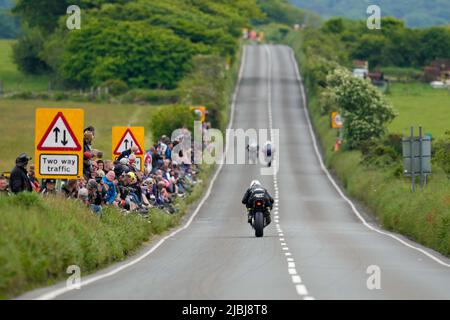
[250,180,261,188]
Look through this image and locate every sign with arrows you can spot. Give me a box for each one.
[37,112,81,151]
[112,127,145,171]
[35,108,84,179]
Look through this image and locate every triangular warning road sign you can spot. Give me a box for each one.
[37,112,82,151]
[113,128,143,155]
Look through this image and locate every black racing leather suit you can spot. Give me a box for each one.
[242,185,274,224]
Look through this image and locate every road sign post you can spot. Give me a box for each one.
[112,127,145,171]
[35,108,84,179]
[402,127,431,192]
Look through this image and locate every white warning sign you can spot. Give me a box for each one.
[39,154,79,176]
[37,112,82,151]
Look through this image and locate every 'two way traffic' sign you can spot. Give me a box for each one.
[35,108,84,179]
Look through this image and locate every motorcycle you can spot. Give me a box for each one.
[250,199,270,238]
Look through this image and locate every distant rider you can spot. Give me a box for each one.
[246,139,259,164]
[261,141,275,167]
[242,180,274,226]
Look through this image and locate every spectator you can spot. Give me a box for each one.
[117,145,139,162]
[83,151,93,179]
[62,179,79,198]
[104,160,114,172]
[78,187,89,204]
[87,179,102,214]
[0,176,9,195]
[28,164,41,193]
[41,179,57,196]
[101,171,117,205]
[10,153,32,194]
[97,160,104,172]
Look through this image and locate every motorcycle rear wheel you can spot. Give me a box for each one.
[254,211,264,238]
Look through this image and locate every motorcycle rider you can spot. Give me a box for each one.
[261,141,275,167]
[242,180,274,226]
[246,139,259,164]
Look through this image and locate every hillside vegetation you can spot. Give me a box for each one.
[11,0,262,89]
[290,0,450,27]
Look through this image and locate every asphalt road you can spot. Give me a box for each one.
[22,44,450,300]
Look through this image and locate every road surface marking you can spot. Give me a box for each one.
[264,44,314,299]
[296,285,308,296]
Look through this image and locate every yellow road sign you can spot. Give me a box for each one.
[112,126,145,171]
[331,112,343,129]
[35,108,84,179]
[190,106,207,123]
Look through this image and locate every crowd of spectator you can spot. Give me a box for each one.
[1,126,201,216]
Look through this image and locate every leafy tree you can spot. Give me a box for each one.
[256,0,314,25]
[59,18,199,89]
[352,34,388,68]
[178,55,226,128]
[150,105,195,142]
[12,27,50,74]
[324,68,396,149]
[417,27,450,66]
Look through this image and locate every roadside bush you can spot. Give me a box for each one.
[360,134,403,169]
[12,27,51,75]
[100,79,129,96]
[433,131,450,176]
[121,89,180,105]
[150,105,195,142]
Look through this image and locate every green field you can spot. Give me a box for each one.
[0,99,159,173]
[387,82,450,138]
[0,39,49,93]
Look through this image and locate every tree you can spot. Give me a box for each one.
[324,68,396,149]
[59,19,199,89]
[417,27,450,65]
[150,105,195,142]
[12,27,50,74]
[178,55,226,128]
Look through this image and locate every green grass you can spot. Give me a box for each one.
[0,192,183,299]
[0,40,50,92]
[0,99,160,173]
[387,82,450,139]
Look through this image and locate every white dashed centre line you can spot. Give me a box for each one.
[265,45,314,300]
